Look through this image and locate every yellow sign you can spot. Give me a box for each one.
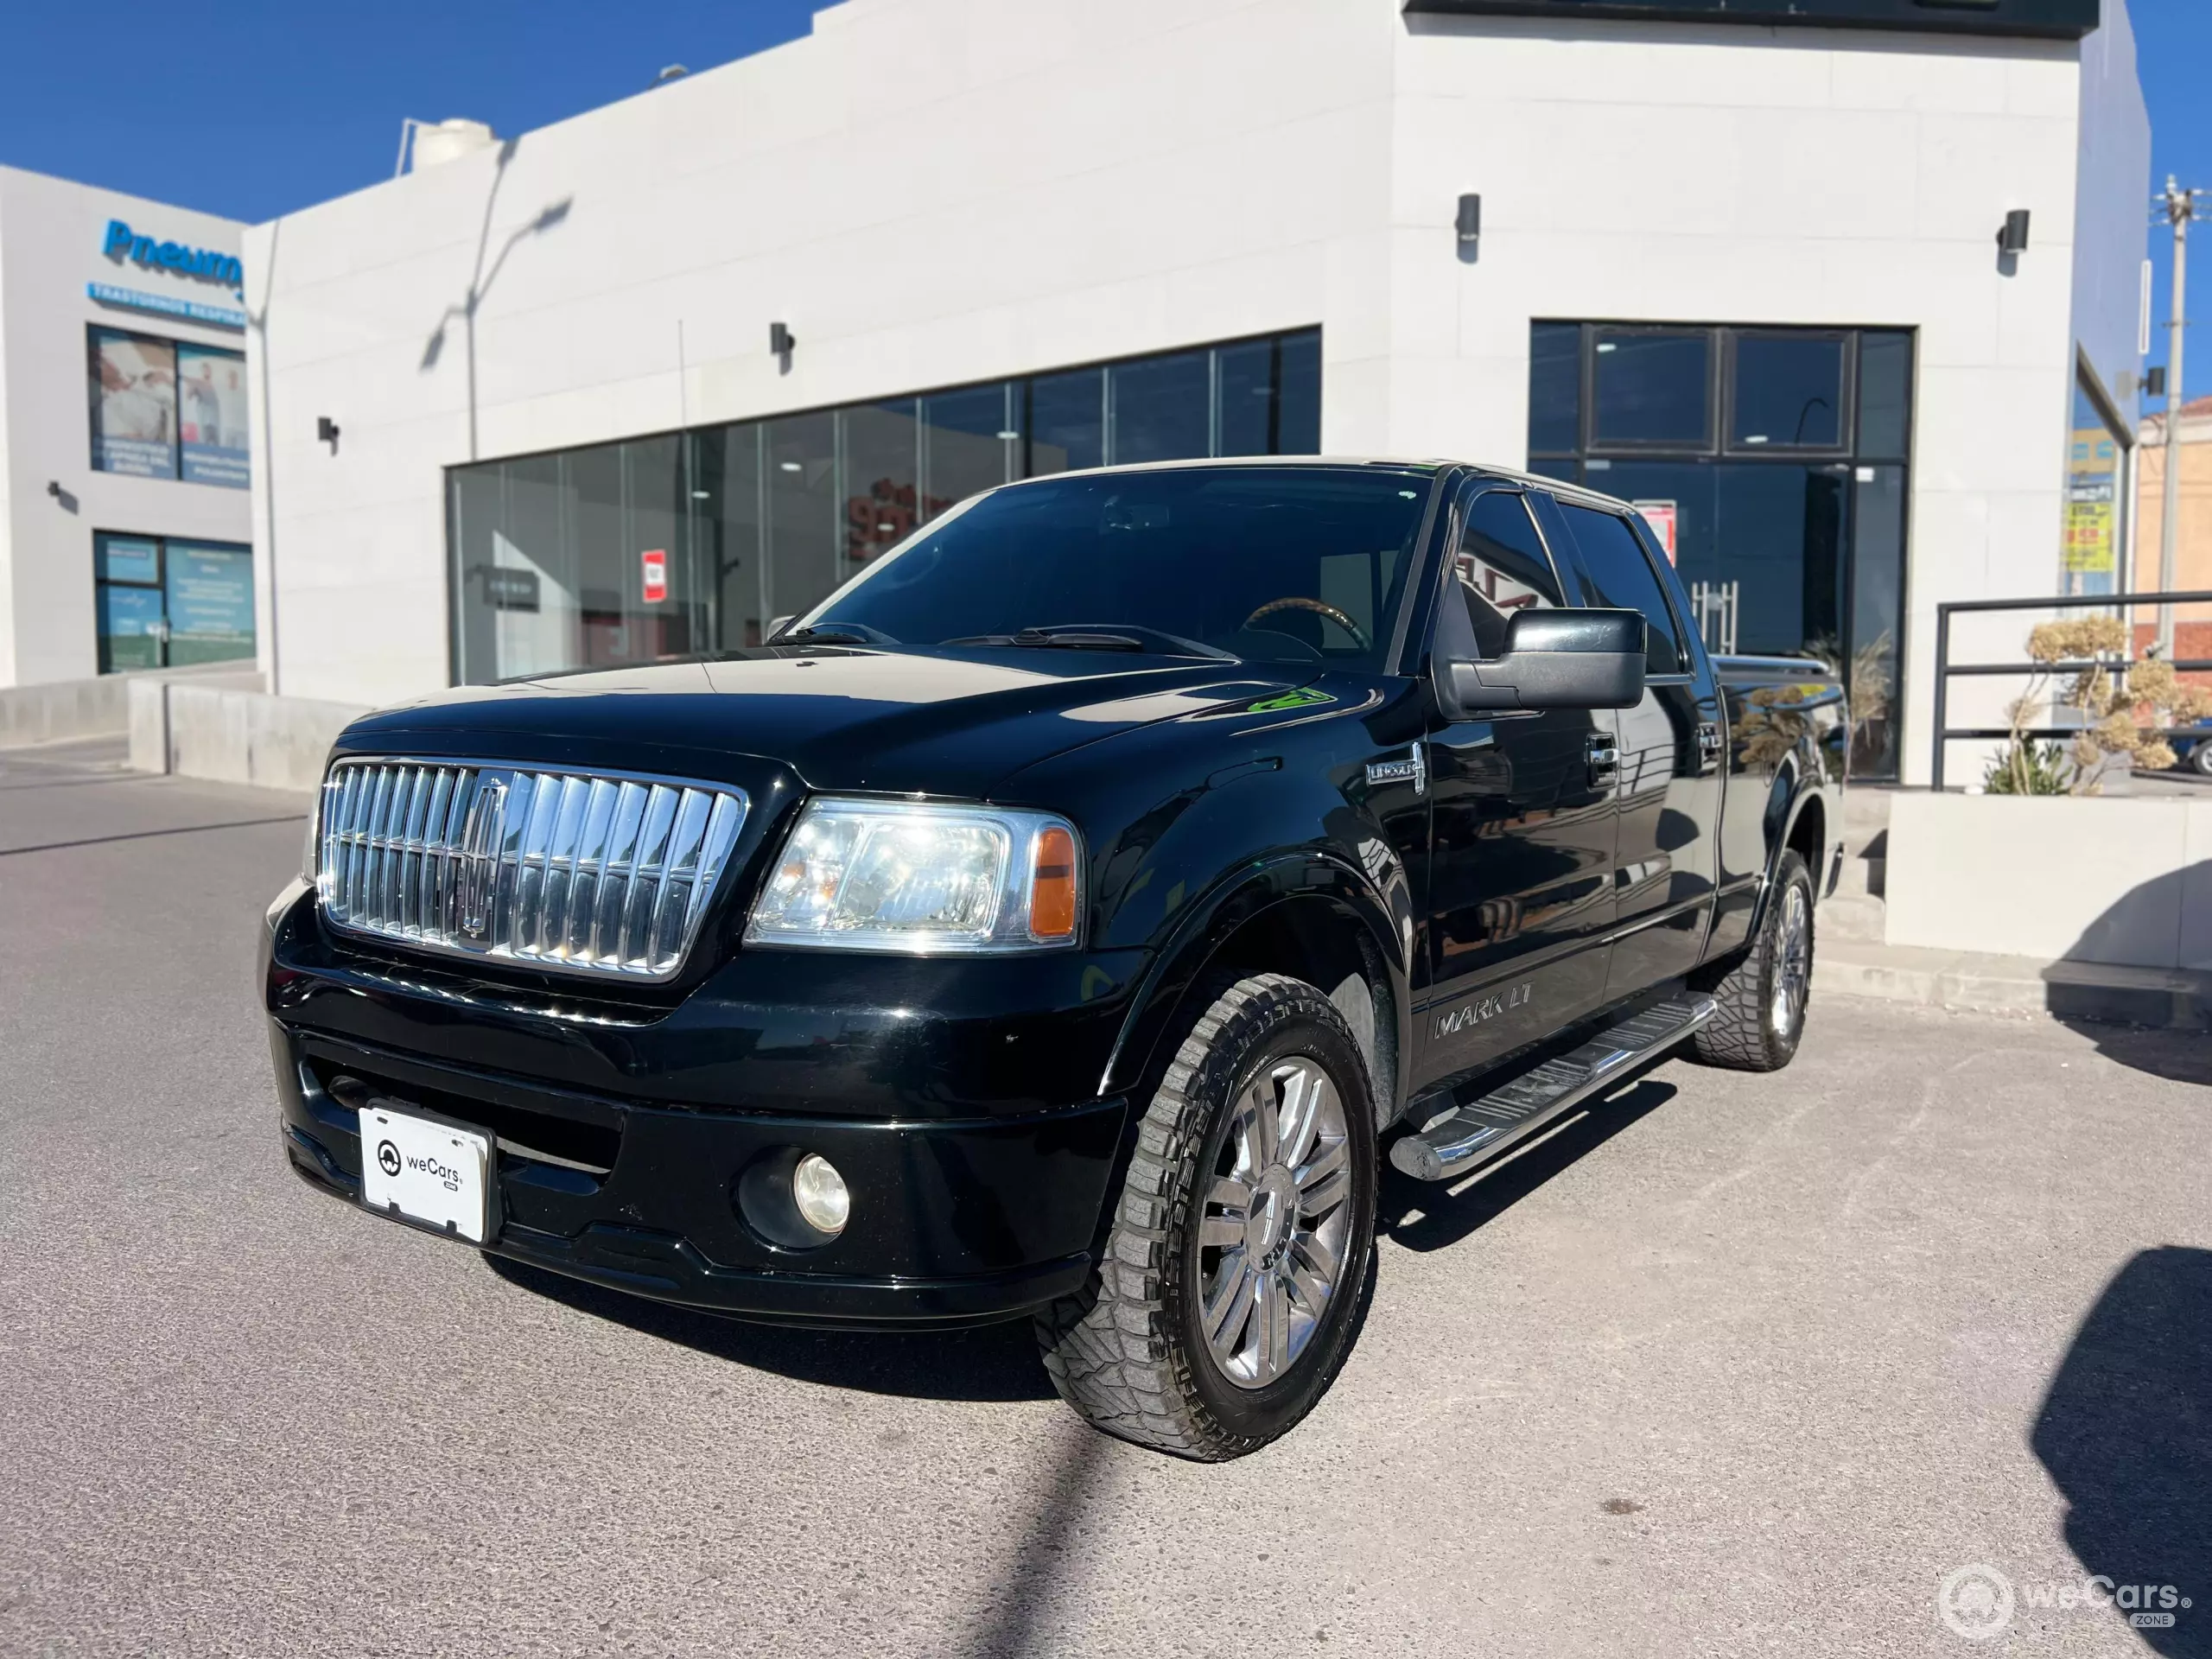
[2064,421,2117,577]
[2064,487,2114,575]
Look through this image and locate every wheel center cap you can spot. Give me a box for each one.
[1244,1166,1299,1265]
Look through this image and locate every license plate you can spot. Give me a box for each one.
[358,1102,493,1244]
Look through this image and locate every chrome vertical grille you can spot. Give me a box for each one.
[316,759,750,982]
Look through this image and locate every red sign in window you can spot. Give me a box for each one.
[640,549,667,604]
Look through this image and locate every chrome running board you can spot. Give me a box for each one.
[1389,995,1717,1183]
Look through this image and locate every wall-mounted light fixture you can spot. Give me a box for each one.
[769,321,795,358]
[1456,194,1482,264]
[46,480,61,499]
[1997,209,2031,255]
[317,416,340,454]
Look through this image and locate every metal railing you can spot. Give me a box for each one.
[1929,589,2212,790]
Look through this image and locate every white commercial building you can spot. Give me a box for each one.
[246,0,2146,782]
[0,167,252,689]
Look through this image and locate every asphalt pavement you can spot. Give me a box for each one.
[3,736,2208,1657]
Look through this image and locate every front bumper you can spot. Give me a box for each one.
[264,881,1140,1328]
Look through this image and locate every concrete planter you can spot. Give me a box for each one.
[1884,791,2212,971]
[129,679,367,793]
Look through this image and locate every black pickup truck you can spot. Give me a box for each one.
[263,459,1845,1460]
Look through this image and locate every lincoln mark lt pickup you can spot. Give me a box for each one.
[263,459,1845,1459]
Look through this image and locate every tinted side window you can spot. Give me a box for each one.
[1452,492,1564,658]
[1558,503,1685,674]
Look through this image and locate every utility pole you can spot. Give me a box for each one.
[2155,177,2208,655]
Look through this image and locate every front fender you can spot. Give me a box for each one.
[1097,849,1415,1114]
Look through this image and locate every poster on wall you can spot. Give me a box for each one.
[89,328,177,477]
[177,346,251,488]
[97,584,166,671]
[1632,499,1680,564]
[162,542,255,664]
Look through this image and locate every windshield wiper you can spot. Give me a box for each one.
[944,624,1234,660]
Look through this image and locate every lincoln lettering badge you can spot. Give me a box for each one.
[1364,743,1427,798]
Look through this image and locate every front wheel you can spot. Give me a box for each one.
[2190,741,2212,778]
[1035,974,1377,1460]
[1691,849,1815,1072]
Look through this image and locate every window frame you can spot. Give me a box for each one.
[1548,497,1694,679]
[1585,324,1721,456]
[1445,485,1573,662]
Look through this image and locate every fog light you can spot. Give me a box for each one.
[791,1153,849,1236]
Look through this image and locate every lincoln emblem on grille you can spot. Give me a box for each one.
[454,778,508,939]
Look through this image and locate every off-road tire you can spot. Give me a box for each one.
[1691,849,1815,1072]
[1034,973,1377,1460]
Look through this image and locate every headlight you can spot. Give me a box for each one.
[744,798,1082,954]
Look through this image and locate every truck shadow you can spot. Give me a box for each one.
[1378,1078,1678,1252]
[481,1255,1056,1402]
[2031,1246,2212,1656]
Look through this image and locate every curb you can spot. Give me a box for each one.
[1814,939,2212,1032]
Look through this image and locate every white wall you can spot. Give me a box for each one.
[2069,0,2150,429]
[248,0,1402,709]
[249,0,2119,790]
[0,168,251,689]
[1391,16,2088,784]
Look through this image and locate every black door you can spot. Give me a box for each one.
[1420,486,1617,1086]
[1542,497,1720,999]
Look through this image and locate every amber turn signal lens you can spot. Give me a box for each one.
[1030,826,1077,940]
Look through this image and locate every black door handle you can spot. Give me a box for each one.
[1586,735,1619,788]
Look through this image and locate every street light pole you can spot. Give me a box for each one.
[2155,176,2207,655]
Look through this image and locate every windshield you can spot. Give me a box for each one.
[790,466,1433,671]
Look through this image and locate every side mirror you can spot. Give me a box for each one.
[1440,608,1646,714]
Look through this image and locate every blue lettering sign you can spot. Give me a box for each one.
[101,219,242,290]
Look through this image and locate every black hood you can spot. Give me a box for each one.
[339,647,1314,802]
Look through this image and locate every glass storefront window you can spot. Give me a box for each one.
[2063,372,2127,599]
[1591,329,1712,449]
[921,384,1014,517]
[1730,334,1846,452]
[1028,367,1104,476]
[841,400,923,572]
[1528,322,1581,456]
[766,412,839,625]
[1856,332,1913,460]
[1531,323,1914,778]
[693,425,766,651]
[449,327,1323,684]
[92,531,254,672]
[1110,349,1210,464]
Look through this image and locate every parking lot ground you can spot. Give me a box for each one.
[3,739,2208,1658]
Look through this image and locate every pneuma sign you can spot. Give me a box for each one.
[102,219,241,289]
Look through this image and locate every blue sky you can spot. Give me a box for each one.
[2,0,2203,372]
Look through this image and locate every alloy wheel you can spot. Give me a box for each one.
[1770,881,1812,1034]
[1196,1058,1353,1389]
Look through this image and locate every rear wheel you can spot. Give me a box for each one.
[2190,741,2212,778]
[1034,973,1376,1460]
[1691,849,1815,1072]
